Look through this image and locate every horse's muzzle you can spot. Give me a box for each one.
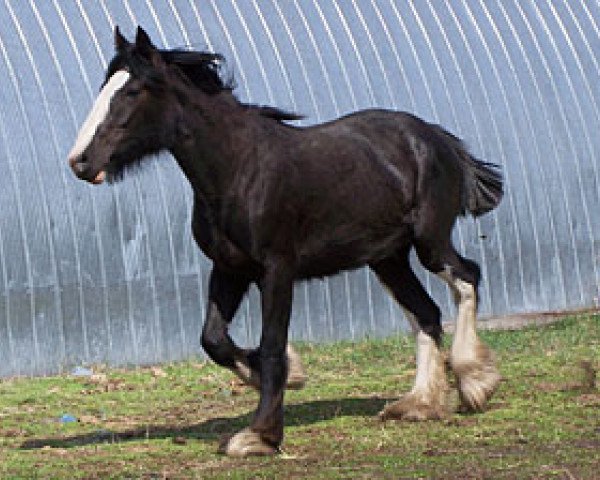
[69,155,106,184]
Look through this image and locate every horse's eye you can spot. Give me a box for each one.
[125,88,141,97]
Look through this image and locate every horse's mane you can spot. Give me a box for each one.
[107,47,303,122]
[160,49,233,94]
[162,50,303,122]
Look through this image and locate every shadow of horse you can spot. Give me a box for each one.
[20,396,391,450]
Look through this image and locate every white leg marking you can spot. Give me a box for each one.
[437,270,500,411]
[68,70,131,161]
[403,309,439,394]
[413,331,440,392]
[438,274,478,365]
[379,309,447,421]
[285,343,308,389]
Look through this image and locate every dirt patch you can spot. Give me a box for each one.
[536,360,598,394]
[443,308,600,333]
[576,393,600,407]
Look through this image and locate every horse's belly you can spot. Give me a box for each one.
[296,228,410,279]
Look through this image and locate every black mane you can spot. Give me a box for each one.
[160,49,233,95]
[106,47,303,122]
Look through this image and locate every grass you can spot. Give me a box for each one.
[0,313,598,479]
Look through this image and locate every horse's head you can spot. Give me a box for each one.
[68,27,180,184]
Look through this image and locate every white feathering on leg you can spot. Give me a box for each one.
[379,310,448,421]
[437,271,500,411]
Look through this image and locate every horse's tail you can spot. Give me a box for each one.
[435,126,503,217]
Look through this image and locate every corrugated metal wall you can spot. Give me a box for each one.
[0,1,598,377]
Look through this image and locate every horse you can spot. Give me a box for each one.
[68,26,503,457]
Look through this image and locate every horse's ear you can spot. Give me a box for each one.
[114,26,129,52]
[135,26,156,56]
[134,26,166,70]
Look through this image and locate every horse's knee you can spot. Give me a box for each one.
[201,331,235,368]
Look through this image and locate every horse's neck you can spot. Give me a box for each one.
[170,92,252,200]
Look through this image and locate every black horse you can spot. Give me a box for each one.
[68,27,502,457]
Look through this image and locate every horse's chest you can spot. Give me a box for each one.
[191,210,256,273]
[209,237,252,271]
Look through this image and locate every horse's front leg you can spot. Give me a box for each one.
[201,267,250,371]
[222,260,294,457]
[201,267,306,391]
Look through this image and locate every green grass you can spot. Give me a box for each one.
[0,314,598,479]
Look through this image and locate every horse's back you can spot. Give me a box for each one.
[294,109,463,207]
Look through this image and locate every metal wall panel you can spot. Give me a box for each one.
[0,1,598,376]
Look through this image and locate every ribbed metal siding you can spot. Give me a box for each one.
[0,1,598,377]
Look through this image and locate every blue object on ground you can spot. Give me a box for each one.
[60,414,77,423]
[70,366,93,377]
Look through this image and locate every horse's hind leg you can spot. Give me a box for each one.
[371,251,448,421]
[201,267,306,391]
[416,243,500,412]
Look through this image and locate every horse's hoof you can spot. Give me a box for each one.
[451,343,501,412]
[219,428,279,457]
[233,344,307,391]
[233,359,261,390]
[378,393,446,422]
[286,344,308,390]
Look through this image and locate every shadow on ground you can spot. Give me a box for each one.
[20,396,391,450]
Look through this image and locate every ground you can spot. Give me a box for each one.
[0,314,598,479]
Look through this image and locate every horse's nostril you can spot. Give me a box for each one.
[70,155,88,175]
[74,163,86,175]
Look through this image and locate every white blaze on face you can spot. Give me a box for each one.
[68,69,131,162]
